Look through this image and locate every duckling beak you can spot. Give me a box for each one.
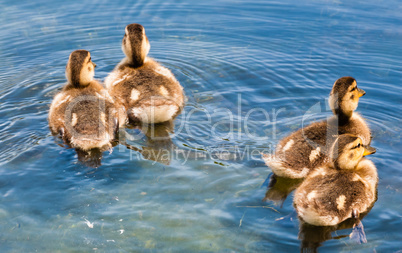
[358,87,365,97]
[93,62,97,68]
[363,145,376,156]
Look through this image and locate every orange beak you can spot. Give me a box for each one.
[363,145,376,156]
[358,88,366,97]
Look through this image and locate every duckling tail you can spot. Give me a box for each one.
[129,97,181,124]
[262,153,281,169]
[70,137,112,151]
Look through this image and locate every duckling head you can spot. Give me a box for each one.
[330,134,376,170]
[122,23,150,67]
[328,77,366,120]
[65,50,97,87]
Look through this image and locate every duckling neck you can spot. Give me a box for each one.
[63,82,85,90]
[126,55,145,68]
[63,81,100,91]
[336,110,353,126]
[333,161,341,170]
[128,60,143,68]
[333,160,356,171]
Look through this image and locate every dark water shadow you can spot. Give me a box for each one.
[263,173,303,207]
[121,121,175,165]
[298,212,370,253]
[50,120,175,167]
[51,132,115,168]
[75,148,104,168]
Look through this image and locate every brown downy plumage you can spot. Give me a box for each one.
[105,23,185,124]
[262,77,371,178]
[48,50,126,151]
[293,134,378,226]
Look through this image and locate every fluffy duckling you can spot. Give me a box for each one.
[105,23,185,124]
[49,50,125,151]
[293,134,377,227]
[262,77,371,178]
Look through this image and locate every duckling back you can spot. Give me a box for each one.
[49,83,120,151]
[105,23,184,124]
[106,60,183,123]
[263,120,337,178]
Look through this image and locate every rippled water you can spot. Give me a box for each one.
[1,0,401,252]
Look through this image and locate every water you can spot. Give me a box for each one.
[0,0,401,251]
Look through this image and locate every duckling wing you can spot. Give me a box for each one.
[129,96,182,124]
[264,121,334,178]
[107,61,184,124]
[49,88,119,151]
[68,95,118,150]
[49,92,72,135]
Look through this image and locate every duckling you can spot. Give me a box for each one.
[293,134,377,227]
[48,50,126,151]
[105,23,185,124]
[262,77,371,178]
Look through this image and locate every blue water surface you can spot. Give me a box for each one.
[0,0,401,252]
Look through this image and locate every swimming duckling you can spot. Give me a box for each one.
[293,134,377,227]
[262,77,371,178]
[105,23,185,124]
[49,50,126,151]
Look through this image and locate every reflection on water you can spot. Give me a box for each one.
[60,121,176,167]
[263,173,303,207]
[75,148,104,168]
[51,130,119,168]
[298,210,373,253]
[122,121,175,165]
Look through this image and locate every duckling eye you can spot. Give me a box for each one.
[353,143,361,149]
[350,87,356,91]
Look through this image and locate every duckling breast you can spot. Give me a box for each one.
[129,97,181,123]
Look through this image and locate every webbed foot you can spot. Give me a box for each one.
[113,117,119,140]
[59,127,64,137]
[349,220,367,244]
[352,209,359,219]
[268,173,277,188]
